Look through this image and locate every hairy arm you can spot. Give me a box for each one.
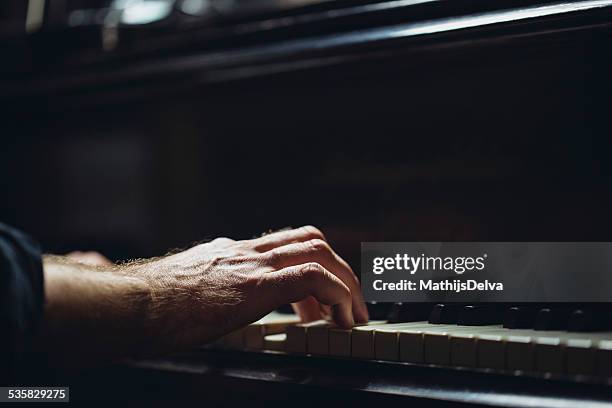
[39,256,151,368]
[36,227,368,370]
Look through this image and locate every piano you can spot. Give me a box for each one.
[68,303,612,405]
[3,0,612,405]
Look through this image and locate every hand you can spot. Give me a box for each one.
[128,226,368,350]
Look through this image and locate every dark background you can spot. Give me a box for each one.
[2,0,612,274]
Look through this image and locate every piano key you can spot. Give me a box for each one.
[374,328,402,361]
[425,325,501,367]
[503,306,536,329]
[329,327,352,357]
[561,332,612,376]
[454,327,532,370]
[256,309,612,381]
[425,331,453,365]
[534,335,564,374]
[514,330,612,375]
[473,328,542,370]
[307,322,334,355]
[477,334,506,369]
[399,325,437,363]
[424,325,490,365]
[596,340,612,377]
[567,308,612,332]
[506,335,535,371]
[329,320,386,357]
[353,322,425,359]
[264,333,287,352]
[479,327,582,372]
[429,304,461,324]
[286,320,328,353]
[352,322,402,359]
[397,323,495,364]
[458,305,502,326]
[565,338,595,376]
[450,332,478,368]
[374,322,431,361]
[366,302,393,320]
[533,308,570,331]
[506,329,606,374]
[387,303,433,323]
[245,312,301,349]
[216,327,246,349]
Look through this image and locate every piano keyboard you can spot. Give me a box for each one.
[212,304,612,382]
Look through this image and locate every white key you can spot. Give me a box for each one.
[399,326,432,363]
[451,327,531,370]
[425,325,502,366]
[245,312,300,349]
[286,320,327,353]
[374,322,430,361]
[521,330,612,375]
[565,338,594,376]
[308,323,334,355]
[564,332,612,376]
[216,328,245,349]
[329,328,352,357]
[445,326,505,368]
[477,334,505,369]
[398,323,461,364]
[506,335,534,371]
[450,333,478,368]
[352,322,419,359]
[535,335,563,374]
[264,333,287,352]
[329,321,386,357]
[244,325,267,350]
[597,340,612,378]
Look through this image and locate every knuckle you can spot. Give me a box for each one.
[265,248,282,266]
[299,262,325,279]
[212,237,234,245]
[307,238,330,254]
[301,225,326,241]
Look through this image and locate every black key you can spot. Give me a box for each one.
[567,307,612,332]
[457,305,502,326]
[503,306,536,329]
[387,303,433,323]
[429,303,461,324]
[533,308,570,330]
[276,304,295,314]
[366,302,393,321]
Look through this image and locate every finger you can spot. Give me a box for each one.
[291,296,323,322]
[264,239,369,323]
[249,225,326,252]
[319,303,332,319]
[261,263,354,328]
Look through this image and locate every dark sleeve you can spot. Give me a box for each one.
[0,223,45,383]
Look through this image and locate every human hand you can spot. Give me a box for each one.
[128,226,368,350]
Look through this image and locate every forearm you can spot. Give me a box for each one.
[37,256,152,369]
